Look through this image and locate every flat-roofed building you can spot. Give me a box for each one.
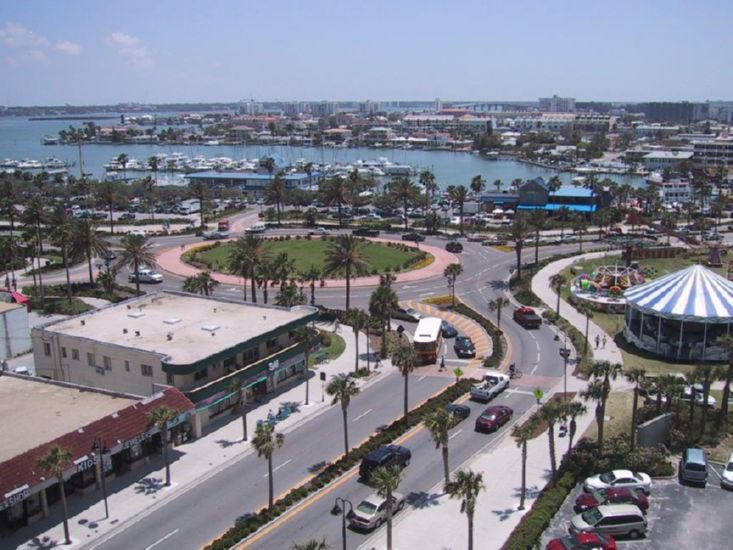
[642,150,694,171]
[0,300,31,360]
[32,292,319,406]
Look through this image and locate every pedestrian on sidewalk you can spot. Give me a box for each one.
[333,319,340,333]
[602,335,607,348]
[595,334,600,349]
[439,354,446,371]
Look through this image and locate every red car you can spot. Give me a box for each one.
[474,405,513,433]
[574,487,649,514]
[546,532,616,550]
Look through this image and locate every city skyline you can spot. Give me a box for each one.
[0,0,731,106]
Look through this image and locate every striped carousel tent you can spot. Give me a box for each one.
[623,264,733,361]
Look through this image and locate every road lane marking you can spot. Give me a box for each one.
[418,375,426,382]
[264,459,292,478]
[448,428,463,440]
[145,529,179,550]
[531,364,538,375]
[352,408,373,422]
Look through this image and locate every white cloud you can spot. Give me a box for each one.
[0,22,49,49]
[55,41,81,55]
[107,31,152,68]
[6,48,47,66]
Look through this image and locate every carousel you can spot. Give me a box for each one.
[623,264,733,361]
[571,264,646,312]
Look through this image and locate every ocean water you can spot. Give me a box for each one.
[0,116,644,189]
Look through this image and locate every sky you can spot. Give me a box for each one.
[0,0,731,106]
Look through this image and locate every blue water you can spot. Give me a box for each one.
[0,116,644,189]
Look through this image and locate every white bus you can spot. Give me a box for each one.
[413,317,443,365]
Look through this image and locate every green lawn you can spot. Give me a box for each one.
[193,238,426,277]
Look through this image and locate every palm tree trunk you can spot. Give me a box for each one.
[568,418,577,455]
[548,425,557,487]
[534,233,539,265]
[267,454,274,509]
[87,252,94,285]
[556,288,561,317]
[386,497,393,550]
[37,248,45,309]
[163,428,171,486]
[337,202,342,228]
[134,259,140,296]
[304,350,310,406]
[345,264,351,310]
[59,477,71,544]
[720,364,732,419]
[250,268,257,303]
[467,512,474,550]
[702,381,711,434]
[310,280,315,305]
[630,388,639,451]
[241,402,248,441]
[584,316,590,355]
[519,441,527,509]
[403,373,409,419]
[459,205,464,236]
[442,444,450,486]
[515,245,522,280]
[403,200,408,231]
[596,403,605,452]
[341,405,349,457]
[354,329,359,373]
[63,246,72,304]
[579,230,583,253]
[109,202,115,234]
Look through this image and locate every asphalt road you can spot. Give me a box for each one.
[92,371,451,550]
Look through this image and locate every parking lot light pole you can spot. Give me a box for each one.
[330,497,353,550]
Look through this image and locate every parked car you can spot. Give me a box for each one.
[359,445,411,481]
[440,320,458,338]
[546,532,617,550]
[681,385,717,408]
[348,492,406,531]
[453,336,476,358]
[308,227,331,236]
[704,231,723,241]
[445,241,463,253]
[394,307,422,323]
[474,405,513,433]
[401,232,425,242]
[721,452,733,490]
[583,470,652,494]
[679,447,708,487]
[569,504,647,540]
[445,403,471,420]
[12,366,30,375]
[470,371,510,402]
[203,230,229,240]
[482,237,507,246]
[352,228,380,237]
[128,269,164,284]
[574,488,649,514]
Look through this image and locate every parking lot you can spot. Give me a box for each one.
[541,464,731,548]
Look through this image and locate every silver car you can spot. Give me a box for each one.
[348,492,406,531]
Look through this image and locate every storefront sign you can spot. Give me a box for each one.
[122,431,152,449]
[74,454,98,473]
[166,410,192,429]
[1,485,29,511]
[267,359,279,372]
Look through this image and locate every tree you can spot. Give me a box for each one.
[117,152,129,182]
[493,179,503,192]
[424,211,442,234]
[141,176,157,222]
[581,361,620,452]
[550,274,567,317]
[291,540,330,550]
[326,374,360,457]
[37,445,73,545]
[251,422,284,509]
[183,271,219,296]
[188,180,210,228]
[22,195,47,307]
[449,185,469,236]
[530,210,550,265]
[319,176,349,227]
[228,235,268,303]
[346,308,368,373]
[49,206,77,304]
[716,335,733,420]
[695,363,715,435]
[487,296,509,331]
[369,283,399,358]
[425,408,458,486]
[228,378,250,441]
[71,219,109,285]
[389,176,420,231]
[540,400,565,487]
[470,174,485,198]
[295,325,320,405]
[118,233,156,295]
[684,370,700,440]
[299,264,322,306]
[265,170,287,226]
[99,181,118,234]
[323,235,369,310]
[147,406,179,486]
[148,155,160,186]
[444,263,463,308]
[564,400,587,456]
[419,169,437,211]
[625,367,646,451]
[548,175,562,193]
[446,469,485,550]
[506,215,530,280]
[576,302,594,355]
[370,466,403,550]
[275,281,305,306]
[572,214,588,254]
[391,341,417,419]
[511,421,536,510]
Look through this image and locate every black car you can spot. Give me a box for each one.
[401,232,425,242]
[441,320,458,338]
[359,445,411,481]
[445,241,463,253]
[454,336,476,358]
[352,228,380,237]
[120,212,136,220]
[445,403,471,420]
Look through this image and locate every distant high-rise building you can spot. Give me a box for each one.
[539,95,576,113]
[360,100,380,115]
[435,97,443,112]
[240,100,263,115]
[310,101,338,117]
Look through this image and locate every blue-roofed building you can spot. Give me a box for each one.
[185,171,314,196]
[517,181,602,215]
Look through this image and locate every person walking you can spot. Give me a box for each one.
[440,354,446,371]
[602,334,607,348]
[595,334,600,349]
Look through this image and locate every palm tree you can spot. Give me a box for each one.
[488,296,509,331]
[449,185,469,236]
[265,170,287,226]
[148,155,160,186]
[299,264,322,306]
[227,235,268,303]
[695,363,715,435]
[564,400,587,456]
[541,400,565,487]
[493,179,503,192]
[389,176,420,231]
[444,263,463,308]
[188,179,210,229]
[446,469,485,550]
[71,219,109,285]
[370,466,403,550]
[274,281,305,306]
[346,309,368,373]
[391,342,417,419]
[99,181,117,234]
[323,235,369,310]
[369,283,399,358]
[572,214,588,254]
[506,214,530,280]
[141,176,156,222]
[511,421,536,510]
[183,271,218,296]
[147,406,179,486]
[684,370,700,440]
[295,325,320,405]
[251,422,285,509]
[326,374,360,457]
[470,175,485,198]
[716,335,733,419]
[425,408,458,486]
[228,378,250,441]
[419,169,437,212]
[550,273,567,316]
[22,195,47,307]
[576,302,594,355]
[117,152,129,181]
[320,176,349,227]
[548,175,562,193]
[255,256,276,304]
[117,232,156,294]
[625,367,646,451]
[585,360,620,451]
[37,445,73,545]
[530,210,549,265]
[291,539,330,550]
[49,206,77,305]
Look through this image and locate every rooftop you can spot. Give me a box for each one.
[0,301,23,314]
[550,186,594,198]
[36,292,318,367]
[0,375,136,462]
[643,151,694,159]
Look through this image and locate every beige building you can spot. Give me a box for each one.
[0,301,31,360]
[31,292,318,404]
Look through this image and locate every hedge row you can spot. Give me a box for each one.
[453,303,506,370]
[205,378,476,550]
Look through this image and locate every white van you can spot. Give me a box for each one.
[245,222,267,234]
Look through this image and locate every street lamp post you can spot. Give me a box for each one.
[91,437,109,519]
[330,497,354,550]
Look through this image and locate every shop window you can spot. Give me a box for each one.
[72,348,79,360]
[61,347,67,359]
[103,356,112,370]
[87,352,96,367]
[44,342,51,356]
[194,367,209,381]
[141,364,153,377]
[125,360,130,372]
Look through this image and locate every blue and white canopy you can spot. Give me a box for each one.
[624,264,733,321]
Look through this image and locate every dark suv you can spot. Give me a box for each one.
[352,228,380,237]
[359,445,411,481]
[445,241,463,253]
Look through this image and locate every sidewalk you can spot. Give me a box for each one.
[532,251,624,366]
[7,322,388,550]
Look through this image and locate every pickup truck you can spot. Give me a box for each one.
[513,306,542,329]
[470,371,510,403]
